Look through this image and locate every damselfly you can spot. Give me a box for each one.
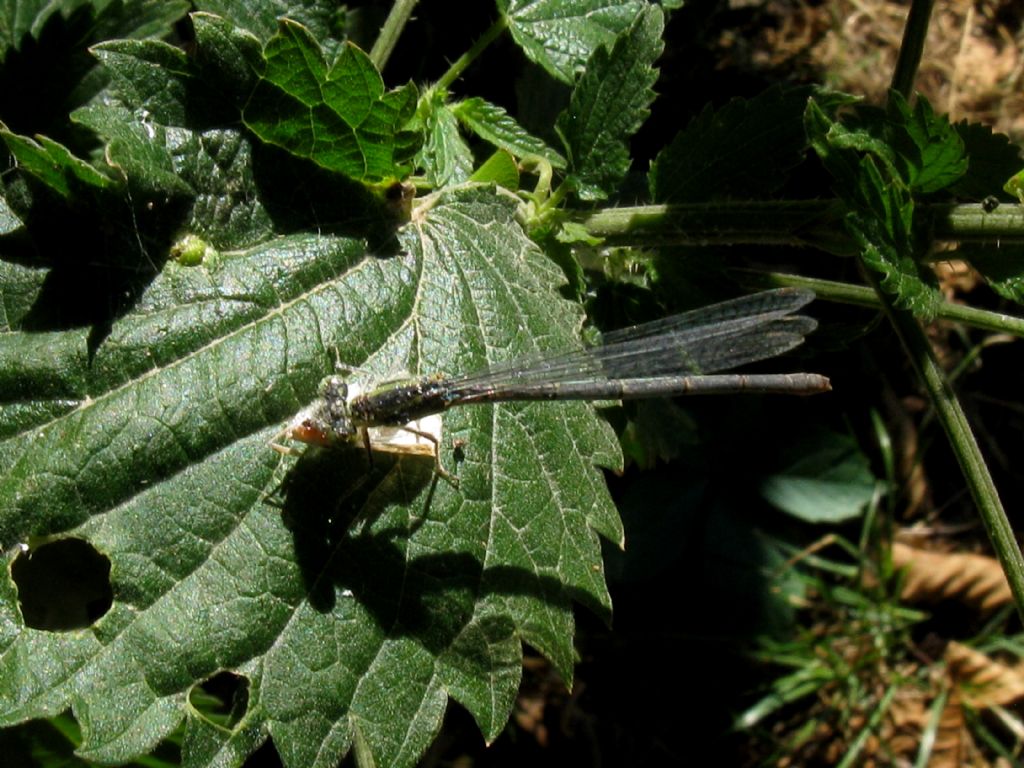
[274,287,830,483]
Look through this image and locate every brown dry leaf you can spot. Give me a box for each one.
[934,259,981,298]
[512,656,559,747]
[945,640,1024,709]
[892,541,1012,614]
[888,685,930,756]
[512,696,549,747]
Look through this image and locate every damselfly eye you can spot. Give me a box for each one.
[318,375,347,399]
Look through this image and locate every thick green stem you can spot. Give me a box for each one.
[576,201,851,251]
[933,203,1024,241]
[890,0,935,98]
[880,0,1024,622]
[864,267,1024,623]
[369,0,419,71]
[435,17,508,92]
[572,202,1024,251]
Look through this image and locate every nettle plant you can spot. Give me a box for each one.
[2,1,1023,766]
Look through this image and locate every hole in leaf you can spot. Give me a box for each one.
[12,538,112,630]
[249,738,282,766]
[0,709,184,765]
[189,671,250,730]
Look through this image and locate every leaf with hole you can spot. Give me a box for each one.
[0,185,623,768]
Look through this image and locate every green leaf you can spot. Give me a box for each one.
[67,38,196,196]
[71,103,195,196]
[1005,169,1024,203]
[554,220,603,246]
[649,85,845,202]
[805,98,942,317]
[0,0,189,151]
[759,430,876,523]
[0,0,189,61]
[0,260,46,334]
[192,0,348,49]
[0,130,116,198]
[0,0,47,55]
[0,186,622,768]
[0,194,23,235]
[109,0,193,41]
[469,150,520,190]
[556,4,663,201]
[886,92,967,194]
[171,128,279,248]
[960,244,1024,304]
[72,17,278,248]
[82,0,192,42]
[451,97,566,168]
[847,156,941,317]
[242,19,420,183]
[498,0,648,83]
[90,38,191,126]
[69,98,275,248]
[0,0,60,58]
[803,97,863,192]
[807,92,967,197]
[191,11,265,102]
[418,102,474,187]
[949,121,1023,200]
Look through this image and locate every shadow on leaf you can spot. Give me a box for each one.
[278,444,593,657]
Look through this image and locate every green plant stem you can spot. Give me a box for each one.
[914,687,950,768]
[536,179,570,219]
[369,0,419,71]
[934,202,1024,241]
[748,272,1024,337]
[884,0,1024,621]
[573,202,1024,251]
[765,272,1024,606]
[576,200,856,253]
[865,265,1024,623]
[435,17,508,92]
[890,0,935,98]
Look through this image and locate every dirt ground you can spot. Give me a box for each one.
[724,0,1024,140]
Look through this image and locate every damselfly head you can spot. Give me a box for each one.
[319,375,351,424]
[282,418,334,447]
[271,377,358,454]
[271,403,335,454]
